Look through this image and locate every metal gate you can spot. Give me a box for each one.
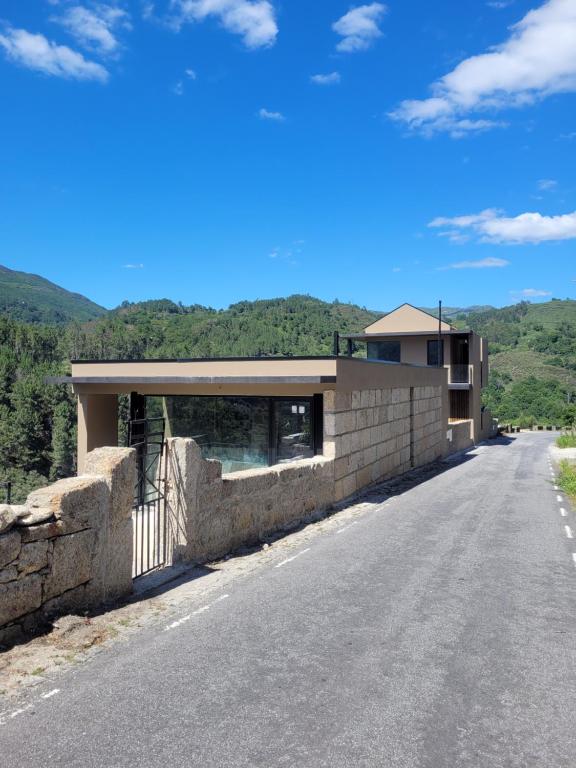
[128,417,167,579]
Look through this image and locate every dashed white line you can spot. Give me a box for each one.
[554,485,559,491]
[337,522,358,534]
[0,688,62,727]
[275,548,311,568]
[560,507,567,517]
[557,494,563,503]
[40,689,60,700]
[572,553,576,566]
[565,526,573,539]
[165,594,229,631]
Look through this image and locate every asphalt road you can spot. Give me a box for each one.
[2,432,576,767]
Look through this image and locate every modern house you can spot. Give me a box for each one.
[340,303,492,444]
[45,301,495,581]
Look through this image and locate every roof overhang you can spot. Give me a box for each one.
[47,355,447,396]
[341,330,472,340]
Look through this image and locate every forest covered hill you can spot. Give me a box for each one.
[0,287,575,503]
[0,265,107,324]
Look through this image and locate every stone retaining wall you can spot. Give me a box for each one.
[0,448,135,643]
[324,385,445,501]
[165,438,334,565]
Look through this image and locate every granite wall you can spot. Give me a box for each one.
[0,448,135,643]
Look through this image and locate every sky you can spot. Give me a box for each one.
[1,0,575,312]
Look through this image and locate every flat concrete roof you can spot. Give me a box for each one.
[50,355,447,396]
[341,330,472,340]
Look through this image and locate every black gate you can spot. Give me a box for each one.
[128,417,167,578]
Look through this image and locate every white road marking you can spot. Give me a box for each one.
[9,704,33,720]
[561,508,567,517]
[572,553,576,566]
[554,485,559,491]
[40,689,60,700]
[275,548,311,568]
[565,526,574,539]
[557,495,563,502]
[337,521,358,534]
[165,594,229,631]
[0,688,62,727]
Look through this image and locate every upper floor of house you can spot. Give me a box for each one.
[343,303,489,391]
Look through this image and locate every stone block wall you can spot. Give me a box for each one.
[324,385,445,502]
[0,448,135,642]
[166,438,334,565]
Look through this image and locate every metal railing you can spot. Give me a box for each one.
[449,364,471,384]
[128,417,167,579]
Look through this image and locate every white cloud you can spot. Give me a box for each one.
[0,26,108,81]
[333,3,387,53]
[185,67,197,79]
[487,1,514,8]
[441,257,510,269]
[538,178,557,190]
[258,107,284,121]
[173,79,184,95]
[123,263,145,269]
[429,207,576,244]
[54,4,131,55]
[390,0,576,136]
[141,1,155,19]
[310,71,341,85]
[171,0,278,49]
[512,288,552,297]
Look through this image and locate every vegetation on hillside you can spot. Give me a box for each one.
[0,296,379,501]
[0,265,106,324]
[1,292,575,502]
[464,300,576,426]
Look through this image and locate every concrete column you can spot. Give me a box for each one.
[77,394,119,474]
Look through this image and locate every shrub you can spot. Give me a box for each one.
[558,460,576,500]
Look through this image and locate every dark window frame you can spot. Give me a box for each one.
[367,341,401,363]
[427,340,445,367]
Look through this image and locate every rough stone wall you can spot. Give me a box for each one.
[324,386,445,502]
[165,438,334,565]
[0,448,135,642]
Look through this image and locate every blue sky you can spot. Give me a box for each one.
[1,0,575,312]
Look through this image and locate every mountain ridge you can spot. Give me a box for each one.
[0,264,107,324]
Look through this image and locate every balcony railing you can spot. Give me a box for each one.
[449,364,471,384]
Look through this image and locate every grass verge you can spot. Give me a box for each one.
[558,460,576,501]
[556,434,576,449]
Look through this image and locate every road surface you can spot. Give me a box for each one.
[1,432,575,767]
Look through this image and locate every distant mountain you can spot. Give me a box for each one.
[0,265,107,323]
[421,304,495,320]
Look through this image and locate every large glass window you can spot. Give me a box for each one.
[162,396,317,473]
[366,341,401,363]
[274,400,313,464]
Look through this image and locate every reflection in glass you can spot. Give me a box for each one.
[161,396,316,473]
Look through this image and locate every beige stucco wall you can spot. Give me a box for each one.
[77,393,118,473]
[364,304,452,334]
